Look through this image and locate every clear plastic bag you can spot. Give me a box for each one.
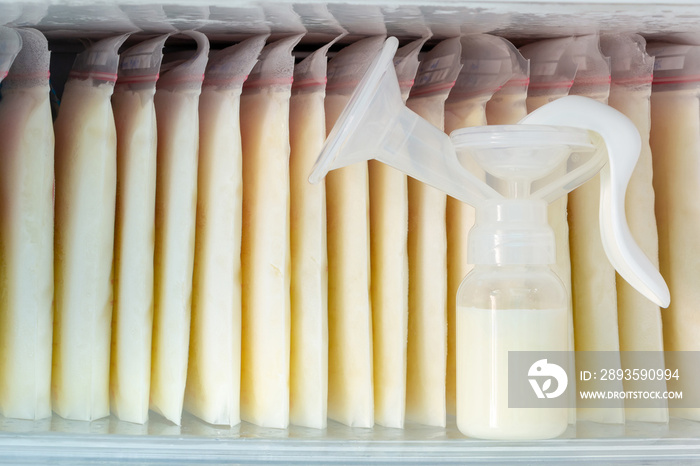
[324,35,385,428]
[150,30,209,426]
[186,34,266,427]
[0,28,53,421]
[110,34,168,425]
[289,36,338,430]
[405,36,462,426]
[370,36,426,429]
[600,33,667,424]
[239,34,303,429]
[647,40,700,422]
[52,33,128,422]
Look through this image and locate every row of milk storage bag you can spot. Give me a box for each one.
[0,26,698,431]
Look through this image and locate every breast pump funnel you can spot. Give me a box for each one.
[309,37,499,208]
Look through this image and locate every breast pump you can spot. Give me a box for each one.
[310,37,670,440]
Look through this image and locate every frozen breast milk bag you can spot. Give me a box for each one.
[601,34,668,423]
[151,31,209,425]
[289,38,337,430]
[324,36,384,428]
[240,34,302,429]
[308,37,669,440]
[53,34,128,421]
[565,35,627,424]
[370,36,425,429]
[444,34,524,418]
[185,35,266,427]
[0,28,53,420]
[648,42,700,422]
[110,34,168,425]
[404,37,462,426]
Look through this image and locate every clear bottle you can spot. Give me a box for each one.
[455,199,569,440]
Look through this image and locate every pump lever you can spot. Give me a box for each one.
[520,96,670,307]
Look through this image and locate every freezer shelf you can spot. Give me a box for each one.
[0,415,699,464]
[2,1,700,463]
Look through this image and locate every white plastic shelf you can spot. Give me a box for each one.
[1,415,699,464]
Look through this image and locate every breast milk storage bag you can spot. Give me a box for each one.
[0,28,53,421]
[151,31,209,425]
[565,35,628,425]
[185,35,266,427]
[324,36,384,428]
[53,34,128,421]
[110,34,168,425]
[648,41,700,422]
[370,37,424,429]
[289,38,335,430]
[239,34,302,429]
[404,37,462,426]
[600,33,668,423]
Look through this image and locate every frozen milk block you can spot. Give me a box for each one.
[325,36,385,428]
[150,31,209,425]
[53,34,128,421]
[601,33,668,423]
[185,34,266,427]
[0,28,53,420]
[404,36,461,427]
[289,37,338,430]
[110,34,168,425]
[564,34,626,425]
[648,40,700,421]
[370,36,425,429]
[240,34,302,429]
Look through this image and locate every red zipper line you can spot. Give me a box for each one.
[292,76,327,89]
[245,77,294,88]
[204,74,248,86]
[117,73,159,84]
[409,81,456,98]
[399,79,415,88]
[653,74,700,85]
[612,74,653,86]
[0,71,7,79]
[69,70,118,82]
[528,79,575,90]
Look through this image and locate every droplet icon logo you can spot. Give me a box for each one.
[528,359,568,399]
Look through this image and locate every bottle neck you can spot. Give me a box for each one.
[468,199,555,266]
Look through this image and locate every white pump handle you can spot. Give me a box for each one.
[520,96,670,307]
